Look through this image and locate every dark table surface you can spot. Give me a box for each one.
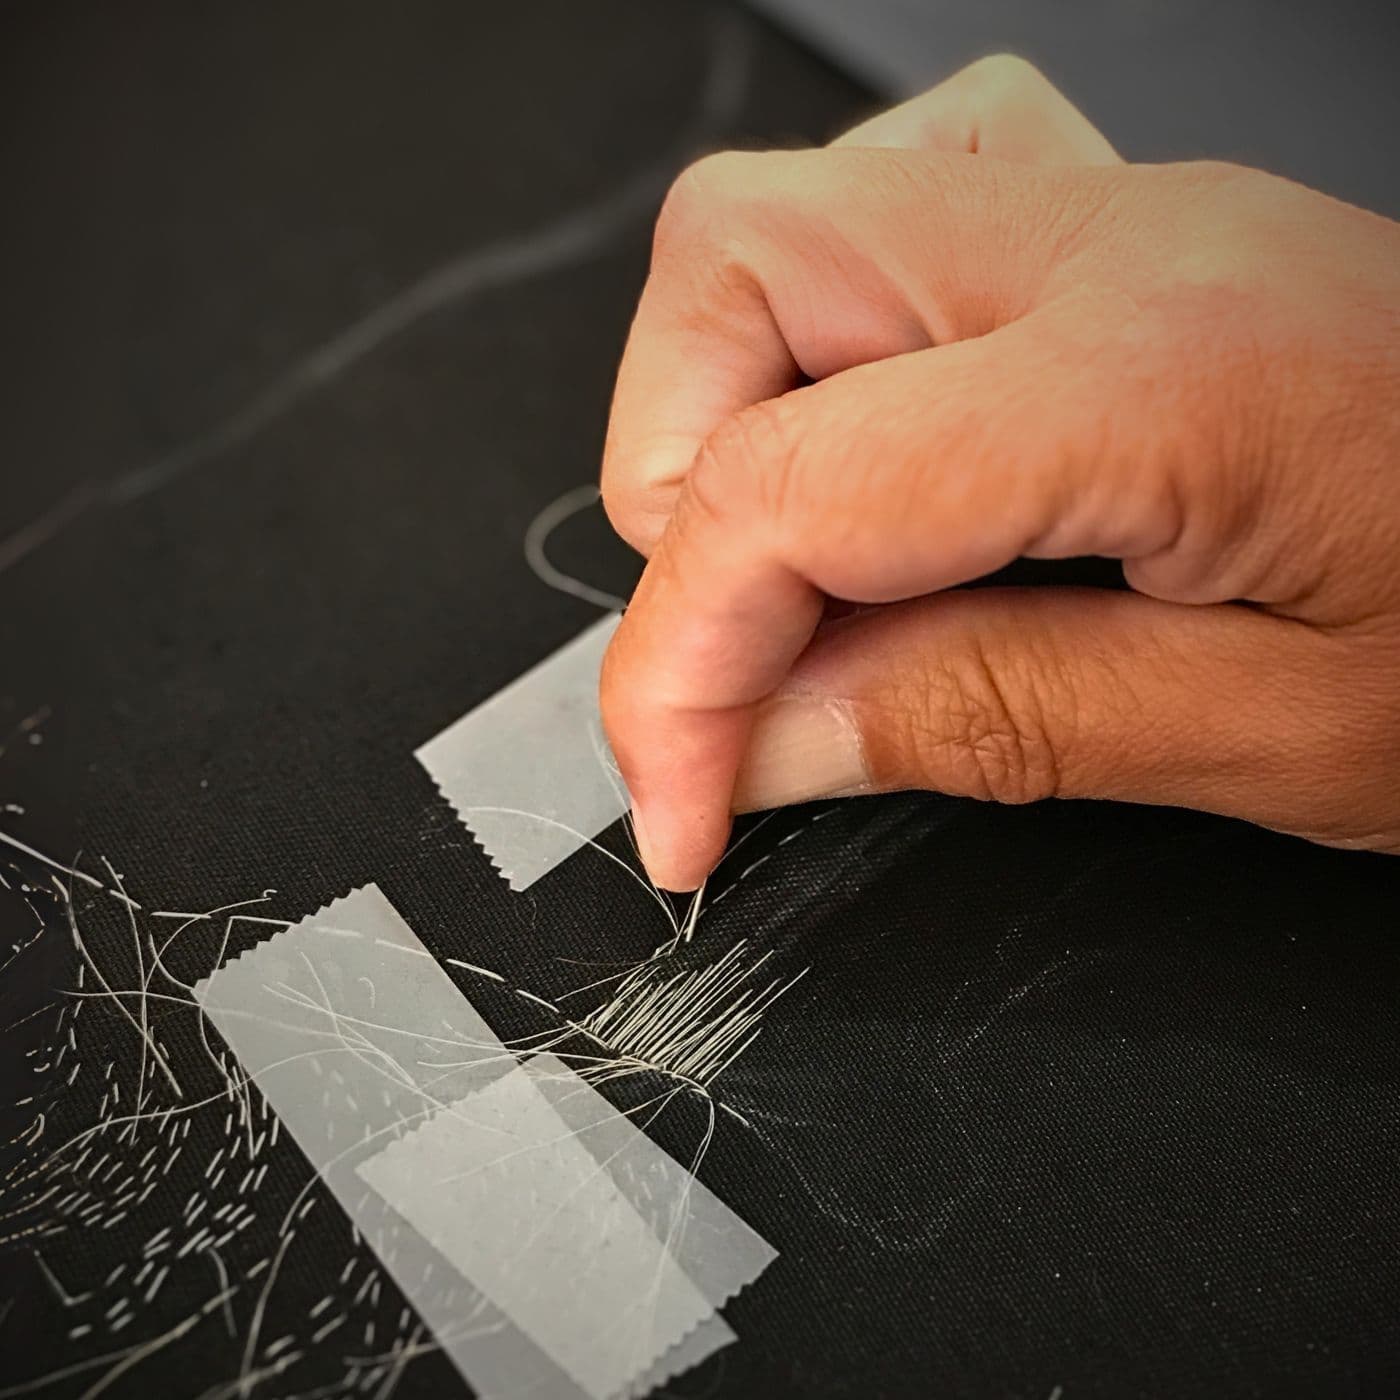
[2,3,1398,1398]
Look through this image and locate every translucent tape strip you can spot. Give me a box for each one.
[415,613,628,891]
[191,884,775,1400]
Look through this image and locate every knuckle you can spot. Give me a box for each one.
[598,470,661,555]
[691,396,805,525]
[652,151,790,317]
[1171,161,1297,273]
[1178,157,1254,193]
[673,450,733,548]
[654,150,765,254]
[901,640,1063,805]
[1160,159,1281,229]
[967,52,1048,96]
[597,631,649,762]
[597,458,624,526]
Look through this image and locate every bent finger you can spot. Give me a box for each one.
[601,148,1105,554]
[833,53,1120,165]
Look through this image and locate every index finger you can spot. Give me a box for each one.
[601,154,797,554]
[603,65,1118,558]
[601,146,1028,555]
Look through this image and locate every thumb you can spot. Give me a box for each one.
[732,586,1357,843]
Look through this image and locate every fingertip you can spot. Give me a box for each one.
[631,798,730,895]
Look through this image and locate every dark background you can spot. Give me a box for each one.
[756,0,1400,218]
[1,2,1398,1397]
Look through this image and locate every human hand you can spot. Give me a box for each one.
[599,57,1400,891]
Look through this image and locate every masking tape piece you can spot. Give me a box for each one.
[192,884,774,1400]
[357,1065,714,1400]
[415,613,627,890]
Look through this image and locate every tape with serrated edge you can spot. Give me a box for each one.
[192,883,775,1400]
[415,614,628,891]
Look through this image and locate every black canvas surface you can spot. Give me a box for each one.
[2,3,1398,1398]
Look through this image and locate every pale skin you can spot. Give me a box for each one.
[599,55,1400,892]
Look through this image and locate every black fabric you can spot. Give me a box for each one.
[2,3,1399,1398]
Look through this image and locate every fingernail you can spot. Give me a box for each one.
[733,697,870,812]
